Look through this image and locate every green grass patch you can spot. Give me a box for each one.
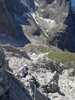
[26,44,75,63]
[47,51,75,63]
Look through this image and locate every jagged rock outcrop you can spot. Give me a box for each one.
[0,0,38,46]
[4,44,74,100]
[0,0,75,51]
[0,44,75,100]
[32,0,75,52]
[33,0,69,48]
[0,1,75,100]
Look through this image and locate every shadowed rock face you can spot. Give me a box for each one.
[0,48,9,98]
[36,0,75,52]
[0,0,36,34]
[34,0,69,45]
[0,0,36,47]
[57,0,75,52]
[0,0,14,35]
[0,0,75,51]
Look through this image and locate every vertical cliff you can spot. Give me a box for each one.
[0,0,17,35]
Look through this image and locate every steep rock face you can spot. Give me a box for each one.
[0,0,68,40]
[33,0,69,47]
[0,0,15,35]
[63,1,75,52]
[0,48,9,98]
[0,0,75,51]
[33,0,75,52]
[5,0,37,34]
[0,0,38,46]
[3,44,75,100]
[0,0,36,35]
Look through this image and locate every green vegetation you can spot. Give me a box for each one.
[38,45,75,63]
[26,44,75,63]
[25,44,50,52]
[47,51,75,63]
